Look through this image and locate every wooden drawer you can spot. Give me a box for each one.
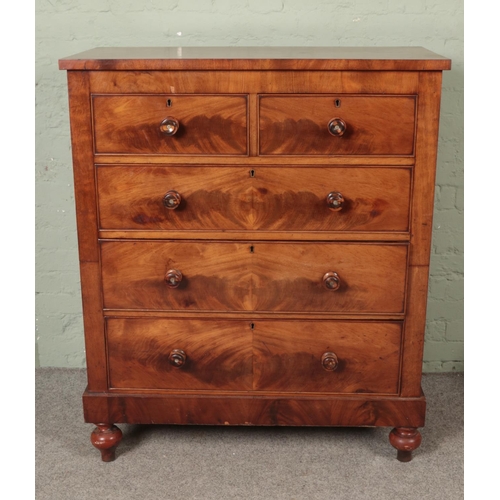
[253,243,408,313]
[107,318,401,394]
[97,165,411,232]
[253,320,402,394]
[101,241,407,313]
[97,165,253,231]
[93,94,248,155]
[246,166,411,232]
[101,241,252,311]
[106,318,252,391]
[259,95,416,156]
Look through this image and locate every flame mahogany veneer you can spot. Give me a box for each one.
[59,47,450,462]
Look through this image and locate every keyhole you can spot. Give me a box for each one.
[167,99,172,107]
[249,169,255,178]
[250,322,255,330]
[335,99,341,108]
[250,245,254,253]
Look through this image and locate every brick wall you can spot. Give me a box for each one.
[35,0,464,371]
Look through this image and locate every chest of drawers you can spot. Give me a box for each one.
[59,47,451,462]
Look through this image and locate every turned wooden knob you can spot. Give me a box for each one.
[323,271,340,290]
[321,352,339,371]
[163,190,181,209]
[165,269,183,288]
[160,116,179,136]
[90,424,123,462]
[169,349,186,367]
[389,428,422,462]
[326,191,344,211]
[328,117,347,137]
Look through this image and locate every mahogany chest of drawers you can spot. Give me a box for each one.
[59,47,451,462]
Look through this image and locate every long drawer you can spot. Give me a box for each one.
[100,241,408,313]
[97,165,411,232]
[106,318,401,394]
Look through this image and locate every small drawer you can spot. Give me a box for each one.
[259,95,416,156]
[253,320,401,394]
[93,94,248,155]
[96,165,411,233]
[106,318,252,391]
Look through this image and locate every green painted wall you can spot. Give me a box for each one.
[35,0,463,371]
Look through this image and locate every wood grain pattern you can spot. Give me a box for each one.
[252,243,408,313]
[93,155,415,166]
[59,46,451,71]
[248,167,411,231]
[83,390,426,427]
[409,72,443,266]
[103,311,405,321]
[93,95,248,155]
[66,72,107,391]
[96,165,411,232]
[100,241,408,313]
[401,72,444,397]
[401,266,432,397]
[98,230,411,242]
[97,166,253,231]
[107,318,252,391]
[89,71,420,95]
[259,96,416,156]
[101,241,252,311]
[253,321,401,394]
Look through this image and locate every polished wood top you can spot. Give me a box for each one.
[59,46,451,71]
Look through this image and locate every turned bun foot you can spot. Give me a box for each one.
[90,423,123,462]
[389,427,422,462]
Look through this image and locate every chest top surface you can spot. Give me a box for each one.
[58,46,451,71]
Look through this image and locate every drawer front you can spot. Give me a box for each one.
[259,95,415,156]
[248,167,411,232]
[97,166,411,232]
[253,320,401,394]
[107,318,252,391]
[101,241,252,311]
[93,95,248,155]
[252,242,408,313]
[101,241,407,313]
[97,166,253,231]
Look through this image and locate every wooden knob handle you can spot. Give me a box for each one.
[160,117,179,136]
[165,269,183,288]
[163,190,181,209]
[323,272,340,291]
[328,118,347,137]
[169,349,186,367]
[321,352,339,371]
[326,192,344,211]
